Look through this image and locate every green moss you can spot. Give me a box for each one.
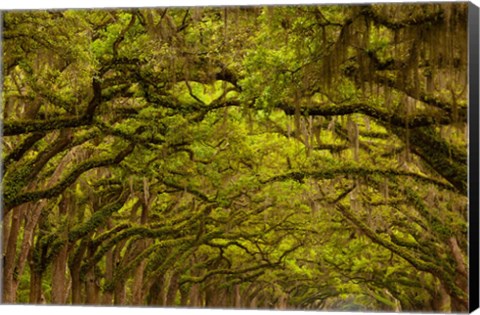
[68,198,127,242]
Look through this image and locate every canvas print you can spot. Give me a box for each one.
[1,2,473,312]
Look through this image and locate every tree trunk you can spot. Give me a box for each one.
[85,267,100,304]
[131,259,147,305]
[179,285,189,305]
[205,282,229,308]
[2,211,12,263]
[276,293,288,310]
[70,265,82,304]
[189,283,201,307]
[2,205,25,303]
[29,267,43,304]
[147,277,164,305]
[51,244,69,304]
[166,272,179,306]
[69,240,88,304]
[233,284,241,308]
[12,201,45,298]
[431,282,450,312]
[131,192,151,305]
[51,193,72,304]
[102,248,114,304]
[112,240,128,305]
[205,285,214,307]
[113,280,127,305]
[445,237,468,312]
[449,236,468,282]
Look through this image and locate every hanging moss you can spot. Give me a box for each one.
[1,5,468,309]
[394,127,467,195]
[278,101,453,129]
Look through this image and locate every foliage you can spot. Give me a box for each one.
[2,3,469,312]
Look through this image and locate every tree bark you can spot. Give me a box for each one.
[112,240,128,305]
[449,236,468,311]
[2,205,25,303]
[431,282,450,312]
[85,267,100,304]
[28,266,43,304]
[12,201,45,299]
[131,184,151,305]
[147,276,164,305]
[69,240,88,304]
[51,193,72,304]
[131,259,147,305]
[102,221,115,305]
[233,284,241,308]
[189,283,201,307]
[166,272,180,306]
[2,211,11,262]
[113,280,126,305]
[51,244,69,304]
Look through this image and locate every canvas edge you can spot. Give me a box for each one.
[469,1,480,313]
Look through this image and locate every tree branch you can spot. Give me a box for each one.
[3,142,135,213]
[4,78,102,136]
[262,166,455,192]
[278,102,453,128]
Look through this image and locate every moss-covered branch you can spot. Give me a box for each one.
[68,193,129,243]
[3,78,102,136]
[161,178,214,203]
[336,203,467,308]
[394,127,467,195]
[3,142,135,212]
[94,120,166,148]
[43,192,129,266]
[262,166,454,191]
[278,102,453,128]
[2,131,72,210]
[180,262,276,285]
[102,236,195,291]
[372,74,467,121]
[4,116,88,136]
[360,5,444,30]
[3,132,45,168]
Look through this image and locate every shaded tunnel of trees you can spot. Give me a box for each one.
[1,3,470,312]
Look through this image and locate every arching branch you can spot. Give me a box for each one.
[3,142,135,213]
